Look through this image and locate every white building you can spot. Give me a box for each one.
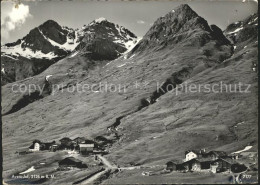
[29,142,40,152]
[79,143,94,154]
[185,151,198,161]
[210,163,218,173]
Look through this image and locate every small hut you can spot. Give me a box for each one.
[166,161,177,171]
[182,159,201,171]
[58,157,87,168]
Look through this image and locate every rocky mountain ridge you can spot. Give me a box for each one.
[129,4,230,58]
[72,17,139,60]
[1,18,138,85]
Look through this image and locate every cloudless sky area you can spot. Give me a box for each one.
[1,0,258,44]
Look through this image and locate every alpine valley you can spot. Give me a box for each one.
[1,4,258,184]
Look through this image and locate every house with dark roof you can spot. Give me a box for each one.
[49,144,59,152]
[182,159,201,172]
[200,161,212,170]
[210,158,234,173]
[166,161,177,171]
[84,139,96,145]
[206,151,228,160]
[94,136,113,148]
[59,137,73,149]
[73,137,86,145]
[176,164,187,171]
[198,157,213,170]
[60,137,72,144]
[41,141,56,150]
[58,157,87,169]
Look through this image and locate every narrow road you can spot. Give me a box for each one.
[77,155,117,184]
[97,154,117,169]
[119,166,141,170]
[78,169,109,185]
[77,154,148,184]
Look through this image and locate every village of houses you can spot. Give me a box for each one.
[18,136,111,169]
[13,134,258,184]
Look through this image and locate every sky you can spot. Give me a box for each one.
[1,0,258,44]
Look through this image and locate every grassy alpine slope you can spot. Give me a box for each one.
[1,4,258,184]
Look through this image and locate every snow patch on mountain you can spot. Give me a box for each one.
[1,41,57,59]
[227,27,244,34]
[114,37,142,54]
[19,166,35,174]
[248,17,258,25]
[69,51,79,58]
[232,146,253,154]
[95,17,107,23]
[88,17,107,26]
[1,68,6,74]
[125,37,142,52]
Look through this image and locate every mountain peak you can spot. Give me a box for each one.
[175,4,192,11]
[41,19,60,28]
[168,4,198,19]
[88,17,109,26]
[135,4,204,42]
[94,17,107,23]
[129,4,230,55]
[74,18,138,61]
